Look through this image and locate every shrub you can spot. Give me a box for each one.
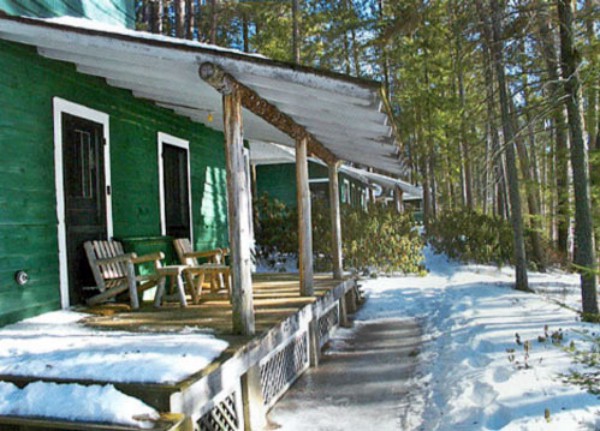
[254,194,425,274]
[254,194,297,256]
[339,203,424,274]
[427,210,559,268]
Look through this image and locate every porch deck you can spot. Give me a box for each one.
[0,273,358,431]
[83,273,344,336]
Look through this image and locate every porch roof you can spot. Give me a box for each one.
[343,166,423,197]
[0,13,405,176]
[249,141,372,186]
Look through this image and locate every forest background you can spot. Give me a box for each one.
[134,0,599,313]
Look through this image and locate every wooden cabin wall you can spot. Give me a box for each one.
[255,164,298,208]
[255,162,367,209]
[0,40,229,325]
[0,0,135,29]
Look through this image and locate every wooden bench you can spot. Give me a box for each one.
[84,240,164,309]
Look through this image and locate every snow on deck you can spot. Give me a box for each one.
[0,311,228,384]
[0,381,159,429]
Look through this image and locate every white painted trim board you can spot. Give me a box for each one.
[157,132,193,244]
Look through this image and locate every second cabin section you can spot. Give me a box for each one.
[254,161,370,211]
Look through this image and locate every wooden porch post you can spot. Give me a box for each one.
[394,186,404,214]
[223,87,255,335]
[328,161,343,280]
[296,136,314,296]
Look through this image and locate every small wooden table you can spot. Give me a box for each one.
[154,265,188,308]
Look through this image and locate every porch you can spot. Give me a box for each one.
[0,274,360,431]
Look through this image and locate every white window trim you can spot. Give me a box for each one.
[308,178,329,184]
[343,179,351,204]
[53,97,112,309]
[157,132,193,244]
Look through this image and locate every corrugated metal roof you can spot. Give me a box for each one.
[0,14,406,176]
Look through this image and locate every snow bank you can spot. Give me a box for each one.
[355,246,600,431]
[0,381,159,428]
[0,311,228,384]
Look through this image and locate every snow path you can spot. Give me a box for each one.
[269,247,600,430]
[268,318,423,430]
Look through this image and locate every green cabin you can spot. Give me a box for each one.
[0,4,230,326]
[0,0,134,28]
[0,2,402,327]
[255,162,370,210]
[249,142,371,211]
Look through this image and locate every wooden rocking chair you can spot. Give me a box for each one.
[173,238,231,304]
[84,240,164,309]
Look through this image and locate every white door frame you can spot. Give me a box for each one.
[157,132,193,243]
[53,97,112,309]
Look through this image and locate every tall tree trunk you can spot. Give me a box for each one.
[510,98,546,270]
[175,0,185,38]
[537,8,571,255]
[154,0,164,34]
[557,0,599,315]
[489,0,529,291]
[378,0,391,96]
[341,0,352,75]
[478,1,508,220]
[429,153,438,218]
[185,0,194,40]
[292,0,301,63]
[422,156,432,229]
[242,11,249,52]
[141,0,152,32]
[209,0,217,45]
[349,0,361,77]
[453,7,473,210]
[584,0,599,149]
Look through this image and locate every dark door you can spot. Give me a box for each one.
[62,113,107,304]
[162,143,191,239]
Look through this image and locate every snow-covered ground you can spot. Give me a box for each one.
[356,247,600,430]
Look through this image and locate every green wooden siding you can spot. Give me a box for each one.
[0,0,135,29]
[255,162,367,209]
[0,39,228,325]
[255,164,298,208]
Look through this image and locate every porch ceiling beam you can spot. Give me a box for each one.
[199,62,338,165]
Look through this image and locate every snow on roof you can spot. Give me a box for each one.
[0,311,228,384]
[43,16,268,59]
[0,381,159,429]
[0,13,405,175]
